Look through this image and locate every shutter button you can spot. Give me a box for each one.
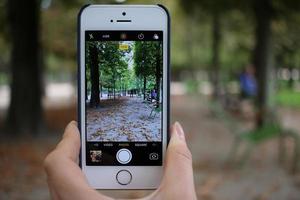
[116,148,132,164]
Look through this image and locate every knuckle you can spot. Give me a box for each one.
[43,151,56,172]
[43,154,51,170]
[170,143,193,163]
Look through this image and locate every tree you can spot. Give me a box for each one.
[273,5,300,89]
[252,0,273,127]
[86,41,129,103]
[155,41,163,104]
[134,41,161,101]
[180,0,235,99]
[134,41,152,100]
[252,0,300,127]
[88,42,100,108]
[6,0,43,134]
[98,41,128,99]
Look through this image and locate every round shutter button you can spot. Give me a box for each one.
[116,170,132,185]
[116,148,132,164]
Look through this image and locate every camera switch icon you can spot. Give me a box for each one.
[149,152,159,160]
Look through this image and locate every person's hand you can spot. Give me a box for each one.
[44,121,197,200]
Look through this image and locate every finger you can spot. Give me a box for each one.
[55,121,81,161]
[45,153,109,200]
[159,122,197,199]
[44,121,112,200]
[47,178,59,200]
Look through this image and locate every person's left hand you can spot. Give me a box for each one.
[44,121,108,200]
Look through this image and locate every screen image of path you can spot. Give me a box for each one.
[85,32,163,142]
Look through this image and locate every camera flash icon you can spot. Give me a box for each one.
[153,34,159,40]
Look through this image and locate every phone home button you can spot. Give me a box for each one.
[116,170,132,185]
[116,148,132,164]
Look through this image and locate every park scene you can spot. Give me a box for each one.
[85,40,162,142]
[2,0,300,199]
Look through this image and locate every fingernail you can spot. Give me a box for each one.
[70,121,78,126]
[175,122,185,140]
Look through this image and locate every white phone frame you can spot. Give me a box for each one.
[78,4,169,189]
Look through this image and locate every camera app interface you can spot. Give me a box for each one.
[85,31,163,166]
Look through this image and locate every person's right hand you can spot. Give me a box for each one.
[146,122,197,199]
[44,121,197,199]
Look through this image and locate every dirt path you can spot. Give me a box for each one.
[2,95,300,199]
[171,95,300,200]
[87,96,161,142]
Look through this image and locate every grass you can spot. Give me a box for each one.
[275,89,300,108]
[240,123,281,143]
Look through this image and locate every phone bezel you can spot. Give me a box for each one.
[78,4,170,189]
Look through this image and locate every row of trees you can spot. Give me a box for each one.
[134,41,163,103]
[180,0,300,128]
[3,0,122,135]
[3,0,300,134]
[87,41,131,107]
[87,40,162,108]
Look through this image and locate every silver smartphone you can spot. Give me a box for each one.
[78,4,170,189]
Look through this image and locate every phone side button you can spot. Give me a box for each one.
[116,170,132,185]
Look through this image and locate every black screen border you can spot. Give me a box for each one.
[84,30,164,166]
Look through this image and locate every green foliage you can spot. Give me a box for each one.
[99,41,128,88]
[240,123,281,143]
[85,40,162,97]
[0,72,9,85]
[276,89,300,108]
[176,0,300,73]
[185,79,199,94]
[273,13,300,68]
[133,41,162,79]
[86,41,131,92]
[1,0,300,87]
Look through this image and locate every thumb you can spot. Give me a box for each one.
[55,121,81,162]
[159,122,196,199]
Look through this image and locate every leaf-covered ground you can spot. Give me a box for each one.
[87,96,161,142]
[0,135,58,200]
[2,95,300,199]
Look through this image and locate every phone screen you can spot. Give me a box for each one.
[85,31,163,166]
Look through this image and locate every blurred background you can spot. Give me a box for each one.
[1,0,300,199]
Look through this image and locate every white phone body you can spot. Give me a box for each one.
[78,4,170,189]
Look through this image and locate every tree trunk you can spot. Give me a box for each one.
[155,44,161,105]
[85,75,88,101]
[89,44,100,108]
[6,0,43,135]
[113,80,115,100]
[100,85,102,98]
[211,10,221,99]
[253,0,273,128]
[143,76,146,100]
[185,15,195,69]
[288,67,294,89]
